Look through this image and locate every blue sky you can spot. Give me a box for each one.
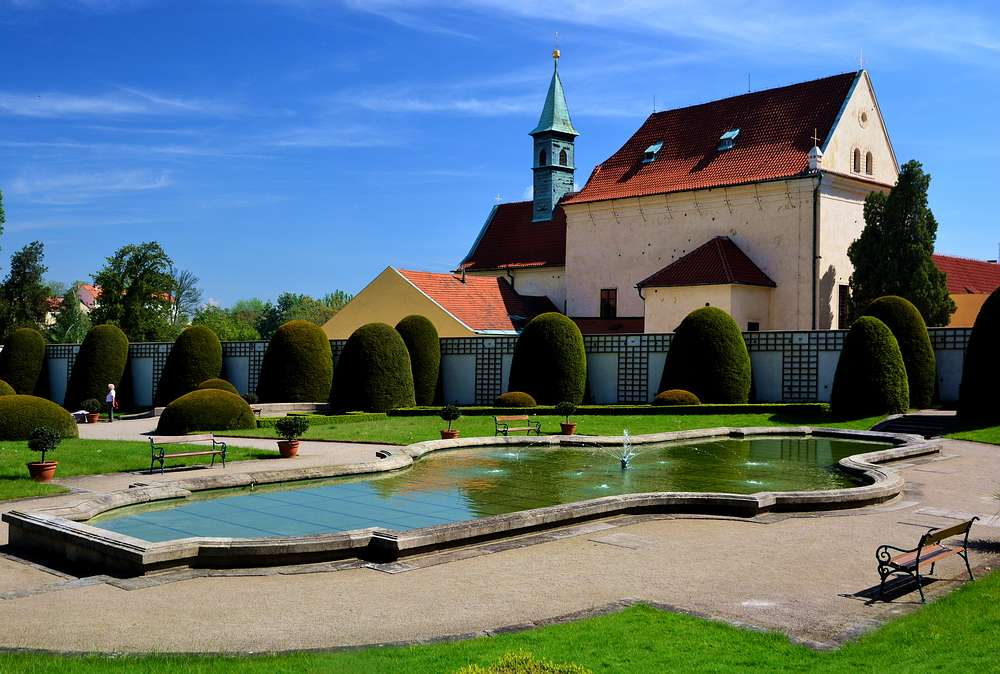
[1,0,998,307]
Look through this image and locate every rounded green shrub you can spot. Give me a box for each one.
[329,322,414,413]
[507,313,586,405]
[197,378,239,396]
[495,391,537,408]
[0,395,79,440]
[652,389,702,406]
[154,325,223,406]
[0,380,15,396]
[863,295,936,409]
[156,389,257,435]
[959,286,1000,419]
[257,320,333,403]
[830,316,909,417]
[63,325,129,410]
[658,307,751,403]
[0,328,47,395]
[395,315,441,406]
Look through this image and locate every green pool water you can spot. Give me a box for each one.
[92,436,893,542]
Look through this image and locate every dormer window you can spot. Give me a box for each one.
[717,128,740,151]
[642,141,663,163]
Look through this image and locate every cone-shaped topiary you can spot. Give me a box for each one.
[256,320,333,402]
[0,328,47,395]
[862,295,936,409]
[507,313,586,405]
[156,389,257,434]
[958,286,1000,419]
[0,395,79,440]
[329,322,414,412]
[63,324,128,410]
[197,378,239,395]
[652,389,701,406]
[154,325,222,406]
[495,391,537,408]
[831,316,909,417]
[658,307,751,404]
[0,380,15,396]
[395,315,441,406]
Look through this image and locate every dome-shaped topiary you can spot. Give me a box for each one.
[507,313,586,405]
[0,379,15,396]
[0,395,79,440]
[395,315,441,406]
[154,325,223,405]
[495,391,537,408]
[156,389,257,434]
[0,328,47,395]
[652,389,702,406]
[256,320,333,403]
[658,307,751,404]
[329,322,414,413]
[863,295,936,409]
[831,316,909,417]
[197,378,239,395]
[63,324,129,410]
[959,286,1000,419]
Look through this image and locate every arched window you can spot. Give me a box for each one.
[865,152,873,174]
[853,148,861,173]
[559,149,568,166]
[539,149,547,166]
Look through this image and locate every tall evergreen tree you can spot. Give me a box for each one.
[847,160,956,326]
[0,241,49,342]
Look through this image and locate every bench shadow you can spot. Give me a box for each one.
[839,576,936,605]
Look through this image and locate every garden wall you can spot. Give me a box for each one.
[40,328,970,407]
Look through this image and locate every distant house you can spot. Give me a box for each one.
[931,254,1000,326]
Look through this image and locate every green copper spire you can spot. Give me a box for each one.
[530,52,578,137]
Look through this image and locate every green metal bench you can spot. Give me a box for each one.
[149,434,227,475]
[494,415,541,436]
[877,517,978,602]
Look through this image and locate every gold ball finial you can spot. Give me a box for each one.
[552,49,560,59]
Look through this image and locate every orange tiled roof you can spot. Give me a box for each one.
[459,201,566,271]
[397,269,543,332]
[932,254,1000,294]
[637,236,776,288]
[563,72,860,205]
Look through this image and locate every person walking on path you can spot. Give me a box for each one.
[106,384,116,423]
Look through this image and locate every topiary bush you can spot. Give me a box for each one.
[28,427,62,463]
[256,320,333,403]
[0,395,79,440]
[155,389,257,435]
[830,316,909,417]
[507,312,586,405]
[495,391,537,408]
[959,286,1000,419]
[197,378,239,396]
[863,295,936,409]
[658,307,751,404]
[63,324,129,411]
[0,328,47,395]
[652,389,702,406]
[395,314,441,406]
[274,415,310,441]
[0,379,15,396]
[329,322,415,413]
[154,325,223,406]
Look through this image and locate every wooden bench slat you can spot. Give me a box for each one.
[149,434,227,475]
[877,517,978,603]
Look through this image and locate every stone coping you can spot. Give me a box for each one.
[2,427,938,576]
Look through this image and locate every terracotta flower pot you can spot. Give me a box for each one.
[560,422,577,436]
[85,413,100,424]
[27,461,58,483]
[277,440,299,458]
[440,429,460,440]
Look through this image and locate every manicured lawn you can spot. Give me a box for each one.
[946,419,1000,446]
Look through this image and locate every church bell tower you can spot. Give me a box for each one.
[530,50,578,222]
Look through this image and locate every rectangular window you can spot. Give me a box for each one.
[600,289,617,319]
[747,322,760,332]
[838,285,849,329]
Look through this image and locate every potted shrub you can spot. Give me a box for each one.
[81,398,102,424]
[439,404,462,439]
[274,416,309,458]
[26,427,62,482]
[554,401,578,435]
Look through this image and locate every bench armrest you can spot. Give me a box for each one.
[876,544,915,563]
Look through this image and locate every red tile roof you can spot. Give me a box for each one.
[563,72,860,205]
[572,317,645,334]
[637,236,776,288]
[397,269,543,332]
[932,254,1000,294]
[459,201,566,271]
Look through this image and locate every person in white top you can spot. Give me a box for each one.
[106,384,116,423]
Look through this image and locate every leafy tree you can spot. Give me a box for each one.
[168,267,203,325]
[830,316,909,417]
[46,282,92,344]
[0,241,49,342]
[322,290,354,312]
[847,160,956,326]
[90,242,175,341]
[257,291,354,338]
[658,307,751,404]
[192,305,261,341]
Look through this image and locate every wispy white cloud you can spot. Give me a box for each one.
[9,170,171,204]
[0,88,235,118]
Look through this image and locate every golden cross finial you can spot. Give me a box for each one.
[554,32,561,49]
[495,193,502,204]
[811,128,821,147]
[855,48,867,70]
